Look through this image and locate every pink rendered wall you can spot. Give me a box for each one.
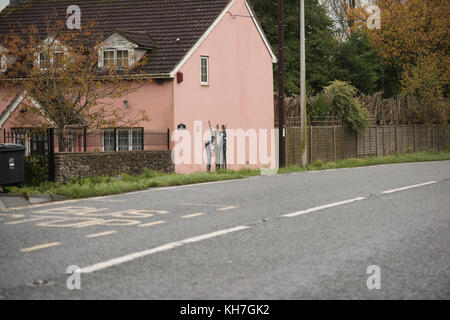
[173,0,275,173]
[0,81,174,147]
[110,80,174,133]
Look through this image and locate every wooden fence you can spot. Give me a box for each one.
[286,124,450,165]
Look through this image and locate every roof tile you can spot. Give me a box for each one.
[0,0,230,76]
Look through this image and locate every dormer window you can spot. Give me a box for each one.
[99,31,155,70]
[117,50,129,68]
[54,51,64,68]
[102,49,129,69]
[38,51,64,70]
[0,56,4,72]
[39,53,49,69]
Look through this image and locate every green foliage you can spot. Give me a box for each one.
[7,150,450,198]
[307,91,334,117]
[24,155,48,186]
[325,81,369,131]
[401,55,448,124]
[334,31,386,95]
[307,81,370,131]
[249,0,337,95]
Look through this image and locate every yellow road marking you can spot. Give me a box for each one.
[5,216,53,225]
[35,206,107,216]
[216,206,237,211]
[139,220,166,227]
[21,242,61,252]
[85,231,118,238]
[182,213,205,219]
[0,214,25,218]
[37,217,103,228]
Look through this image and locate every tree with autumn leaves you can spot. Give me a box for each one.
[349,0,449,124]
[0,19,150,150]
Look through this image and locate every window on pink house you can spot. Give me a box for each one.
[103,50,129,69]
[201,56,209,85]
[102,128,143,151]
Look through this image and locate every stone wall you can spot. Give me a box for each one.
[54,150,174,183]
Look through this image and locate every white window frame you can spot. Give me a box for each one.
[117,129,131,151]
[102,129,116,152]
[37,51,64,70]
[53,51,64,69]
[102,49,130,69]
[38,52,49,70]
[102,128,143,151]
[116,50,129,69]
[102,49,115,69]
[200,56,209,86]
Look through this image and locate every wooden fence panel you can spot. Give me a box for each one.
[336,126,357,160]
[285,123,449,166]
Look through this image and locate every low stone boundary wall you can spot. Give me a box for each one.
[55,150,174,183]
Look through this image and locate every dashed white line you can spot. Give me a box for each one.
[283,197,366,218]
[382,181,438,194]
[139,221,166,227]
[86,231,118,238]
[80,225,250,273]
[217,206,237,211]
[182,213,205,219]
[21,242,61,252]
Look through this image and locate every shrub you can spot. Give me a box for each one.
[24,155,48,186]
[312,159,324,167]
[308,92,334,118]
[323,81,370,131]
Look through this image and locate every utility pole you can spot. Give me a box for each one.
[300,0,307,167]
[278,0,286,167]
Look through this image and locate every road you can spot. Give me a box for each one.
[0,161,449,299]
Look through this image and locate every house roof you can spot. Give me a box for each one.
[0,0,233,76]
[112,30,157,50]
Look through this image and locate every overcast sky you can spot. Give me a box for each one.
[0,0,8,12]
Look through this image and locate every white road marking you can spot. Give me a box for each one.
[283,197,366,218]
[183,203,238,211]
[217,206,237,211]
[382,181,438,194]
[80,225,250,273]
[139,221,166,227]
[86,231,118,238]
[21,242,61,252]
[182,213,205,219]
[89,199,125,203]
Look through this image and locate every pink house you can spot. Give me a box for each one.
[0,0,276,174]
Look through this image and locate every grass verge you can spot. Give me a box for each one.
[5,150,450,199]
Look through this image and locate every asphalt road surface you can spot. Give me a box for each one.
[0,161,449,299]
